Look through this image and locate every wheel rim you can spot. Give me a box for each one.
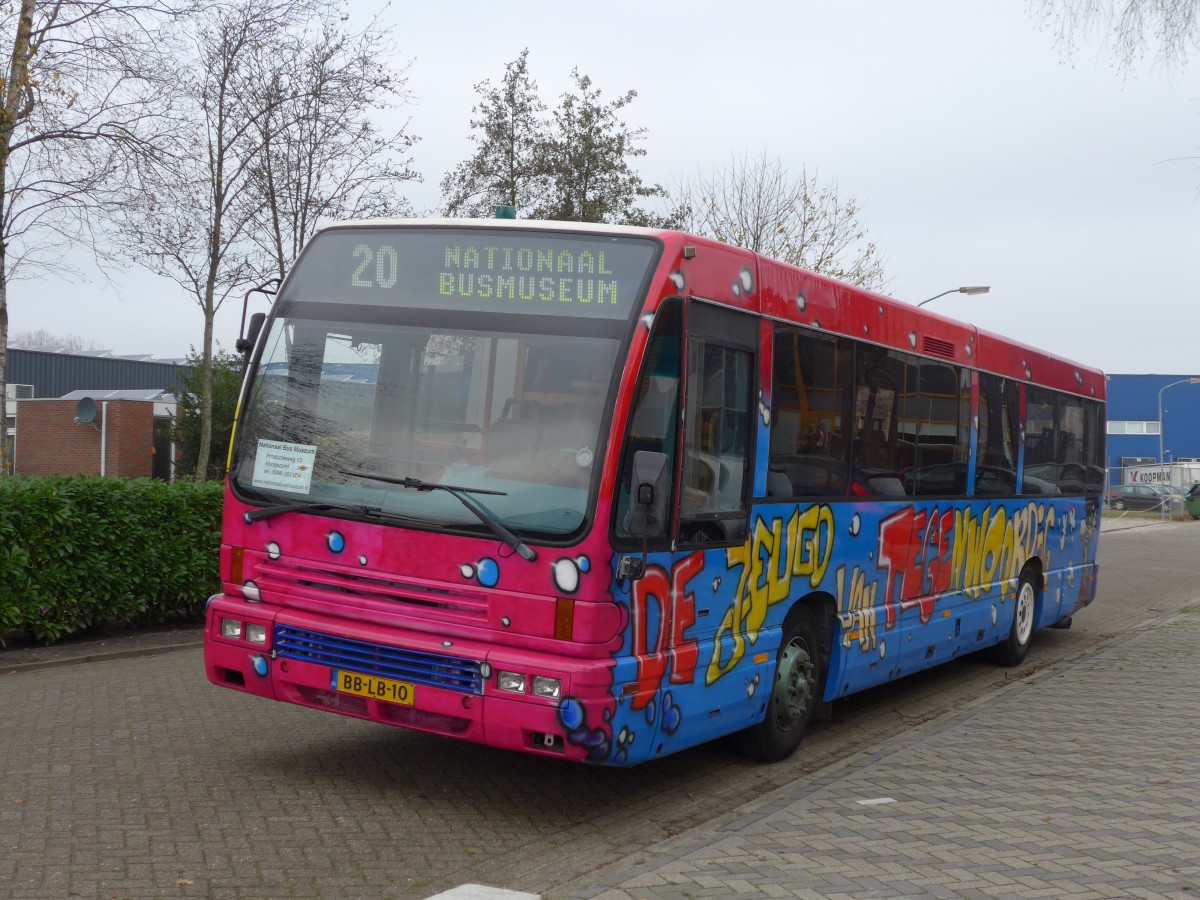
[772,636,816,732]
[1015,580,1036,646]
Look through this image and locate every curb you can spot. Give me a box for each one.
[1,638,203,676]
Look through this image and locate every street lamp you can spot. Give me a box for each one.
[1158,377,1200,463]
[917,285,991,307]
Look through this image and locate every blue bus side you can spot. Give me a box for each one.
[603,495,1099,765]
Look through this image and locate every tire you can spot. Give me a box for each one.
[993,570,1038,666]
[734,606,823,762]
[1111,498,1126,510]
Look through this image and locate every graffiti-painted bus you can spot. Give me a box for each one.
[204,220,1105,766]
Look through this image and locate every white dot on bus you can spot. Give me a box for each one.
[267,542,280,560]
[740,268,753,291]
[553,558,580,594]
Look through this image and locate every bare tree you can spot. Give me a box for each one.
[9,329,104,351]
[116,0,305,481]
[250,12,419,279]
[441,49,548,218]
[675,153,886,290]
[1029,0,1200,69]
[0,0,182,471]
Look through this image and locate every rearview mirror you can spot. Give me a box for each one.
[627,450,669,539]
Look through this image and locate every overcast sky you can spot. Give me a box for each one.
[10,1,1199,375]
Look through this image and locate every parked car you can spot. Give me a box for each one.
[1106,483,1173,511]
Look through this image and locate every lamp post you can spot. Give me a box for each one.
[917,285,990,307]
[1157,377,1200,464]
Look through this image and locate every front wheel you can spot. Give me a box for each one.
[992,570,1038,666]
[733,607,824,762]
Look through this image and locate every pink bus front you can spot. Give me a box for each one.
[205,222,665,764]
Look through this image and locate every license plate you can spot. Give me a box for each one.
[331,670,415,705]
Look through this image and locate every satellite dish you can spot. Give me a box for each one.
[75,397,98,424]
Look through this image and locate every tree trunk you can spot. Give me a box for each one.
[0,0,37,474]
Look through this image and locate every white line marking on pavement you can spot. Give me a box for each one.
[425,885,541,900]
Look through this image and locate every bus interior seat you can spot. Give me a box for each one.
[767,468,793,498]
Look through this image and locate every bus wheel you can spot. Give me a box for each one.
[993,571,1037,666]
[735,607,822,762]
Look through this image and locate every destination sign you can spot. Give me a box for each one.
[280,227,659,320]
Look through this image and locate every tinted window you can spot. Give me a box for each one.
[977,374,1019,497]
[769,326,852,497]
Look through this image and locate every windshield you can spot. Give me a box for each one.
[232,316,623,537]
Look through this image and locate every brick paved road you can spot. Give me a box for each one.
[572,607,1200,899]
[1,520,1196,899]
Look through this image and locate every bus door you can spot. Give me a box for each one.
[614,298,760,754]
[672,300,758,746]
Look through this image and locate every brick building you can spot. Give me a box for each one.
[14,393,175,479]
[6,348,184,478]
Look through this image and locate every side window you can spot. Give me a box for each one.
[1024,387,1056,468]
[613,302,682,542]
[851,345,910,497]
[905,361,970,496]
[679,303,756,546]
[679,340,752,544]
[768,326,851,497]
[976,374,1019,497]
[1082,399,1106,496]
[1022,387,1098,496]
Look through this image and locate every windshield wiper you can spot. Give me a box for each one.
[339,470,537,561]
[245,500,421,527]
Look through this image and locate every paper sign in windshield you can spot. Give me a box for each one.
[252,439,317,494]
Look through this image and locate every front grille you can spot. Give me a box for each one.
[274,625,484,695]
[255,558,488,623]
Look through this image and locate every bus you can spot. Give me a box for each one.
[204,219,1105,766]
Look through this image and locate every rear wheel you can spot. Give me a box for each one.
[993,570,1038,666]
[734,607,823,762]
[1111,498,1126,510]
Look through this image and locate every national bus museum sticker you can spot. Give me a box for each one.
[252,439,318,494]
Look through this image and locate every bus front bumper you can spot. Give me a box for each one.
[203,596,619,764]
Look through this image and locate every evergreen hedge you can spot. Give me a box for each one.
[0,476,223,644]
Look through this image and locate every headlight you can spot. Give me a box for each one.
[497,671,526,693]
[245,623,268,645]
[531,676,562,699]
[220,618,242,640]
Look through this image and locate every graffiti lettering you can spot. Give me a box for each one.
[876,506,954,627]
[952,502,1054,599]
[629,551,703,709]
[708,505,835,684]
[836,564,879,652]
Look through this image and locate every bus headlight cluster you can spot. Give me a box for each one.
[496,670,561,699]
[219,616,268,646]
[497,671,526,693]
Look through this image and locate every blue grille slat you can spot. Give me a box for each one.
[274,625,483,695]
